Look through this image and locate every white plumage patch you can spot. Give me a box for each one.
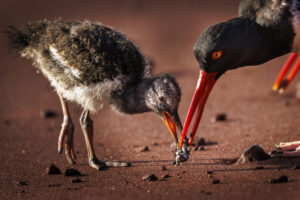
[57,78,123,112]
[33,51,124,113]
[49,46,82,79]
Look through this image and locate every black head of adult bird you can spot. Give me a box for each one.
[178,0,300,158]
[6,20,188,170]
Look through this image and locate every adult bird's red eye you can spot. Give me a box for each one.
[212,50,223,60]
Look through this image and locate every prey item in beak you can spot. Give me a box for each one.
[273,53,300,94]
[163,111,190,164]
[178,70,218,149]
[163,111,179,144]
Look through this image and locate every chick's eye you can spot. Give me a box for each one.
[212,50,223,60]
[159,96,167,102]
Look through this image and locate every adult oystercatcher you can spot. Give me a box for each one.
[6,20,185,170]
[177,0,300,161]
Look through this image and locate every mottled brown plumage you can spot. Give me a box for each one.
[6,20,184,170]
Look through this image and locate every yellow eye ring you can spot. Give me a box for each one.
[212,50,223,60]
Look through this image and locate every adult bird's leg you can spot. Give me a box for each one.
[79,110,130,170]
[57,93,76,164]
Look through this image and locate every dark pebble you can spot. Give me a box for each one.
[64,168,82,177]
[207,171,213,175]
[162,174,170,179]
[152,142,158,146]
[17,181,29,186]
[67,188,80,191]
[284,100,290,106]
[199,146,205,151]
[212,179,220,184]
[40,110,57,118]
[212,113,227,122]
[46,164,61,175]
[161,165,167,171]
[254,166,264,170]
[292,165,300,170]
[201,190,212,195]
[197,137,206,146]
[143,174,158,181]
[139,146,150,152]
[48,184,61,188]
[72,178,82,183]
[237,145,271,163]
[3,119,11,126]
[269,175,288,184]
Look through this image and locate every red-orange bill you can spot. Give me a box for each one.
[178,70,218,149]
[273,53,300,93]
[163,111,179,144]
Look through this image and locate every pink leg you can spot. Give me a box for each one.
[276,141,300,151]
[277,151,300,157]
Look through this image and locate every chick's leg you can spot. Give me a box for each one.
[79,110,130,170]
[57,93,76,164]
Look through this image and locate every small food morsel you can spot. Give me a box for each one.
[237,145,271,164]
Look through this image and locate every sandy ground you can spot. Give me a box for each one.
[1,0,300,199]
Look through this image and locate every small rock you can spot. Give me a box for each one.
[72,178,82,183]
[3,119,11,126]
[64,168,82,177]
[284,100,290,106]
[207,171,213,175]
[212,113,227,122]
[17,181,29,186]
[237,145,271,164]
[143,174,158,181]
[152,142,158,146]
[197,137,206,146]
[161,165,167,171]
[212,179,220,184]
[269,175,288,184]
[40,110,57,118]
[292,165,300,170]
[199,146,205,151]
[254,166,264,170]
[162,174,170,179]
[48,184,61,187]
[139,146,150,152]
[46,164,61,175]
[200,190,212,195]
